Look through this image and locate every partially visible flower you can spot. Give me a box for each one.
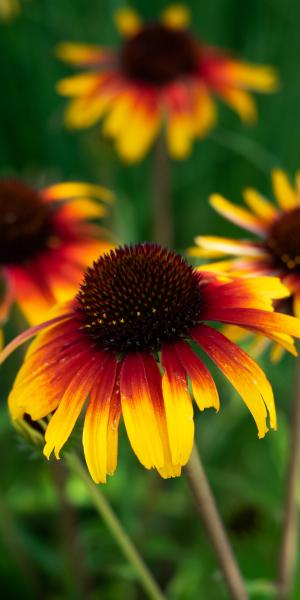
[190,169,300,318]
[2,243,300,483]
[0,0,20,20]
[0,178,113,325]
[56,5,277,163]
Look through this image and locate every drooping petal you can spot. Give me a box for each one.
[167,112,193,159]
[102,92,136,138]
[106,366,122,476]
[115,99,160,163]
[192,86,217,137]
[220,88,257,123]
[193,324,275,436]
[120,352,180,475]
[161,344,194,466]
[271,169,298,210]
[204,307,300,340]
[44,358,100,459]
[83,353,118,483]
[210,194,266,235]
[174,340,219,411]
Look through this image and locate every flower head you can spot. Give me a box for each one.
[191,169,300,318]
[3,243,300,483]
[0,178,113,325]
[56,5,277,162]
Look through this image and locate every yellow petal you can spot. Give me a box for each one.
[56,73,101,97]
[210,193,266,234]
[161,345,194,466]
[56,42,104,65]
[193,88,217,138]
[116,105,160,163]
[43,181,114,204]
[228,62,278,92]
[243,188,278,221]
[161,4,191,29]
[64,95,112,129]
[83,355,118,483]
[167,113,193,159]
[114,7,142,37]
[103,93,136,138]
[44,361,97,459]
[272,169,298,210]
[221,88,257,124]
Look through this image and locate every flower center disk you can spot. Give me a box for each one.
[77,244,203,353]
[0,180,52,265]
[120,23,199,85]
[267,207,300,272]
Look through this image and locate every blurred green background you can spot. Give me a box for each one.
[1,0,300,598]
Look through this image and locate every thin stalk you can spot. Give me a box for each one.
[185,444,249,600]
[153,134,173,247]
[66,452,166,600]
[51,461,93,598]
[277,356,300,600]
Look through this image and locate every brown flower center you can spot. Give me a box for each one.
[267,207,300,272]
[77,243,203,353]
[120,23,199,85]
[0,180,52,265]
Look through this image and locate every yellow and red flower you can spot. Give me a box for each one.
[0,178,113,325]
[56,5,277,162]
[191,169,300,318]
[3,243,300,483]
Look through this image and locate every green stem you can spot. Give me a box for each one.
[153,134,173,247]
[185,444,249,600]
[66,452,166,600]
[277,356,300,599]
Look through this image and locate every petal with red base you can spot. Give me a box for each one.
[120,352,180,474]
[83,353,119,483]
[193,324,274,436]
[203,307,300,341]
[174,339,219,412]
[44,357,101,459]
[161,344,194,467]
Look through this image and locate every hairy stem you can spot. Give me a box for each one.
[277,356,300,599]
[66,452,166,600]
[185,444,249,600]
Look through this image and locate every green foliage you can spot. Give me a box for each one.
[0,0,299,598]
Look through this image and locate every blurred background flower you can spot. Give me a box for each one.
[1,1,300,598]
[56,5,277,163]
[0,178,114,326]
